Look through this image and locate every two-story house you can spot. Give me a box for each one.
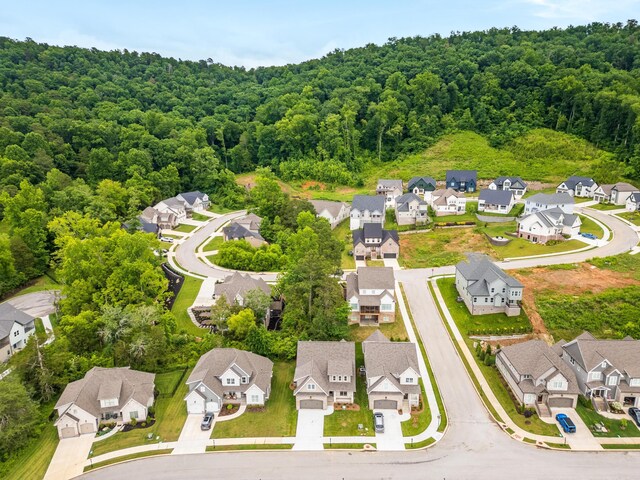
[350,195,385,230]
[477,189,515,214]
[363,330,421,411]
[445,170,477,193]
[214,272,271,307]
[154,197,188,224]
[293,340,355,410]
[488,176,528,198]
[593,182,640,205]
[455,255,524,316]
[309,200,350,229]
[394,193,429,226]
[496,340,579,416]
[345,267,396,325]
[223,213,266,247]
[177,191,210,213]
[185,348,274,414]
[376,179,403,210]
[0,303,36,362]
[556,176,598,198]
[428,188,466,216]
[523,193,574,215]
[352,223,399,260]
[407,176,437,196]
[517,208,582,244]
[54,367,155,438]
[140,206,178,230]
[561,332,640,409]
[626,192,640,212]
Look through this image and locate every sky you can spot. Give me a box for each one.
[1,0,639,68]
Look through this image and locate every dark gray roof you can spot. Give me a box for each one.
[561,333,640,377]
[562,176,596,189]
[396,193,427,211]
[407,177,436,190]
[352,195,385,213]
[353,223,399,247]
[456,254,523,290]
[179,191,207,205]
[363,222,382,239]
[479,189,514,206]
[223,223,264,242]
[493,176,528,189]
[0,303,35,340]
[138,218,160,234]
[629,192,640,203]
[446,170,477,183]
[527,192,574,206]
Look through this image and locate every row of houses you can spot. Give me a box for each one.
[137,191,210,234]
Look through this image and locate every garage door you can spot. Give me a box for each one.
[383,253,397,258]
[374,399,398,409]
[79,422,95,434]
[548,397,574,408]
[60,427,77,438]
[300,399,323,409]
[355,255,365,261]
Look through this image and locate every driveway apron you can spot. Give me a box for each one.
[293,409,326,450]
[373,409,405,451]
[43,433,94,480]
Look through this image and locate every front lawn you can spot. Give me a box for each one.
[617,211,640,226]
[170,275,205,336]
[174,224,198,233]
[588,202,622,211]
[202,236,225,252]
[401,379,432,437]
[191,212,210,221]
[324,343,374,437]
[90,370,191,457]
[212,362,297,438]
[2,421,59,480]
[578,214,605,238]
[575,401,640,437]
[367,260,385,267]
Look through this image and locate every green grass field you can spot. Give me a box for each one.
[191,213,210,221]
[2,422,59,480]
[174,224,198,233]
[578,214,605,238]
[212,362,297,438]
[616,211,640,226]
[170,276,205,336]
[202,236,225,252]
[588,202,622,211]
[349,313,408,342]
[85,449,173,472]
[400,379,432,437]
[155,370,187,396]
[208,203,236,214]
[575,402,640,437]
[332,220,355,270]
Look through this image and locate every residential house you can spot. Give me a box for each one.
[140,206,178,230]
[350,195,385,230]
[407,176,437,196]
[293,340,355,409]
[561,332,640,409]
[345,267,396,325]
[177,191,210,212]
[363,330,421,411]
[488,176,528,198]
[496,340,579,416]
[395,193,429,226]
[352,223,399,260]
[517,208,581,244]
[0,303,36,362]
[428,188,466,216]
[214,272,271,307]
[477,189,515,214]
[626,192,640,212]
[185,348,273,414]
[223,213,266,247]
[455,255,524,316]
[54,367,155,438]
[154,197,187,223]
[309,200,350,229]
[376,179,403,210]
[523,193,574,215]
[445,170,477,193]
[593,182,639,205]
[556,176,598,198]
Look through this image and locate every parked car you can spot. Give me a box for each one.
[555,413,576,433]
[160,236,174,243]
[580,232,597,240]
[628,407,640,427]
[374,412,384,433]
[201,413,214,430]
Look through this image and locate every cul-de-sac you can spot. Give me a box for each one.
[1,9,640,480]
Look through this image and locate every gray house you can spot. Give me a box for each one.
[363,330,421,411]
[350,195,385,230]
[0,303,35,362]
[376,179,403,210]
[455,255,523,316]
[395,192,429,225]
[293,340,355,409]
[446,170,477,192]
[352,223,399,260]
[496,340,579,417]
[560,332,640,409]
[524,193,574,215]
[477,189,515,214]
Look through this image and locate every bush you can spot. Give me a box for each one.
[523,408,534,418]
[130,417,138,427]
[227,404,233,410]
[148,406,155,417]
[141,422,147,427]
[621,418,628,429]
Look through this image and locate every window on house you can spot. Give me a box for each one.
[630,379,640,387]
[591,371,602,381]
[241,376,248,384]
[473,298,477,303]
[551,381,564,389]
[405,378,413,383]
[226,378,235,385]
[491,288,495,293]
[130,411,139,420]
[339,391,348,397]
[607,376,618,386]
[308,383,315,390]
[250,395,260,403]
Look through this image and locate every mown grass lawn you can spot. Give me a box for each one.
[212,362,297,438]
[208,203,235,214]
[401,379,432,437]
[578,214,605,238]
[191,212,210,221]
[90,370,191,457]
[332,219,355,270]
[575,402,640,437]
[170,275,205,336]
[155,369,187,396]
[202,236,225,252]
[617,211,640,226]
[85,449,173,472]
[2,421,59,480]
[324,343,374,437]
[367,260,385,267]
[588,202,622,211]
[349,312,408,342]
[174,223,198,233]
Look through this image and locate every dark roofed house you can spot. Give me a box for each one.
[350,195,385,230]
[488,176,528,198]
[352,223,399,261]
[446,170,477,192]
[223,213,266,247]
[407,176,437,196]
[455,254,523,316]
[345,267,396,326]
[0,303,36,362]
[556,176,598,198]
[477,189,515,214]
[177,191,210,212]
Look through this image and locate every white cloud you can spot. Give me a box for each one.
[521,0,640,21]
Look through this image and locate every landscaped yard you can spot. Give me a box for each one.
[349,312,408,342]
[578,214,605,238]
[324,343,374,437]
[90,370,191,457]
[588,202,622,211]
[191,212,210,221]
[575,401,640,437]
[617,211,640,226]
[212,362,297,438]
[202,236,225,252]
[170,275,206,336]
[174,223,198,233]
[401,379,432,437]
[332,219,355,270]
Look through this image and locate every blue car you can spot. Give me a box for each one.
[556,413,576,433]
[580,232,597,240]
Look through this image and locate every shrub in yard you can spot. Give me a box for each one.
[523,409,534,418]
[485,345,492,356]
[141,422,147,427]
[621,418,628,430]
[479,350,486,361]
[227,404,233,410]
[130,417,138,427]
[148,406,156,417]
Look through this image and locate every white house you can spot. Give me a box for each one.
[556,176,598,198]
[345,267,395,326]
[309,200,350,229]
[523,193,574,215]
[177,191,210,213]
[394,193,429,226]
[350,195,385,230]
[489,176,528,198]
[517,208,582,244]
[593,182,639,205]
[428,188,466,216]
[477,189,515,214]
[376,179,403,210]
[626,192,640,212]
[0,303,36,363]
[185,348,273,414]
[154,197,187,223]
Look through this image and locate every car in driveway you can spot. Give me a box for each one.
[555,413,576,433]
[374,412,384,433]
[160,236,174,243]
[628,407,640,427]
[580,232,597,240]
[201,413,214,430]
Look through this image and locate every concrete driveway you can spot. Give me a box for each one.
[44,433,94,480]
[383,258,400,270]
[373,409,405,451]
[172,414,213,454]
[551,408,602,450]
[293,408,330,451]
[6,291,59,318]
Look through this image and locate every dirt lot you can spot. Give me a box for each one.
[511,263,640,342]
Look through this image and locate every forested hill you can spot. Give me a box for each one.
[1,20,640,196]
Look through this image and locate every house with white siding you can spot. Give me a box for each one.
[523,193,574,215]
[556,176,598,198]
[488,176,528,198]
[477,189,515,214]
[0,303,36,362]
[517,208,582,244]
[345,267,395,325]
[376,179,403,210]
[593,182,639,205]
[309,200,350,229]
[350,195,385,230]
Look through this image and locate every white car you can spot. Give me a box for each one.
[159,236,174,243]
